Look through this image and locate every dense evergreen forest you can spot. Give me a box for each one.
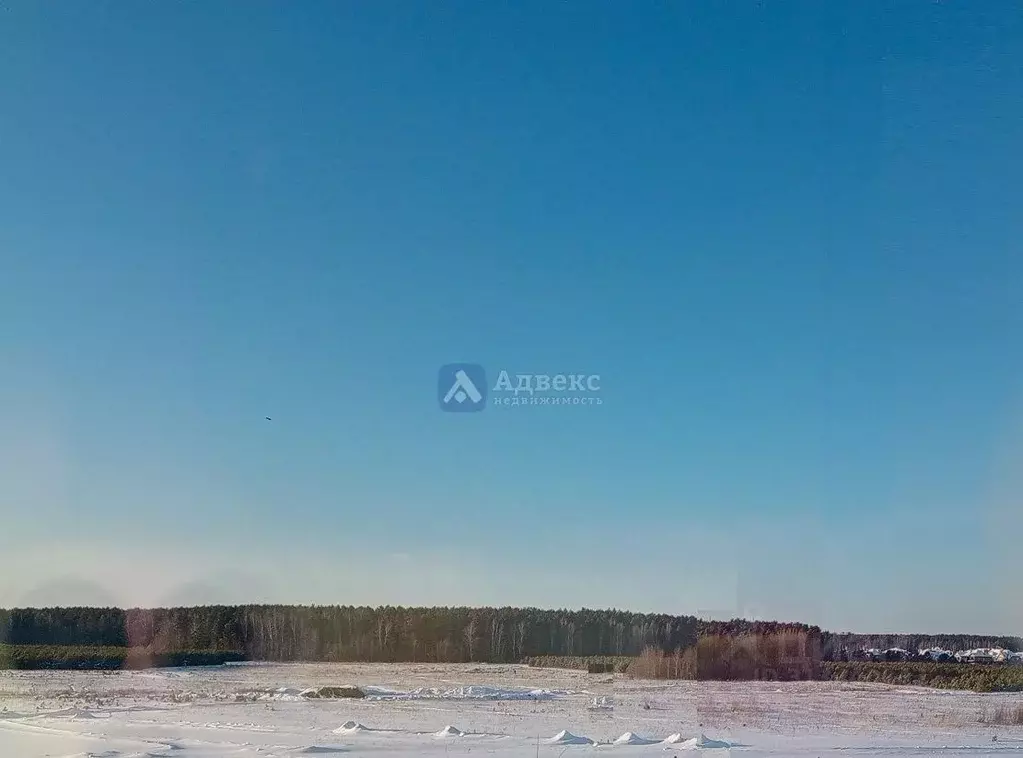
[1,607,1017,662]
[0,606,699,661]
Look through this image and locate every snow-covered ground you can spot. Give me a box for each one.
[1,662,1021,756]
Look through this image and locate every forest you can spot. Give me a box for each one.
[0,606,1018,664]
[0,606,699,661]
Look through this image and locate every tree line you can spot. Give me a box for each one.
[0,606,699,661]
[1,607,1017,662]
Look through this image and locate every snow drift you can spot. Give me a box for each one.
[666,733,731,750]
[292,747,349,755]
[433,725,465,738]
[546,730,593,745]
[333,721,369,735]
[614,732,657,745]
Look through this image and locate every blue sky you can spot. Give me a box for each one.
[2,2,1022,634]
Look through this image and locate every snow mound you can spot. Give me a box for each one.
[662,733,685,744]
[546,730,593,745]
[673,734,731,750]
[333,721,369,735]
[614,732,656,745]
[434,725,465,738]
[48,708,101,720]
[293,747,349,755]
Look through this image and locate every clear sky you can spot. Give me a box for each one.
[2,2,1022,634]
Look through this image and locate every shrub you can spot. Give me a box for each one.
[302,686,365,699]
[524,655,633,673]
[0,645,245,670]
[626,647,693,679]
[626,631,821,681]
[989,704,1023,725]
[822,662,1023,692]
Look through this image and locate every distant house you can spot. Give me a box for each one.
[848,646,1019,666]
[957,650,996,665]
[918,648,954,662]
[883,648,911,662]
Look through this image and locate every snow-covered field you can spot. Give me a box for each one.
[1,662,1021,757]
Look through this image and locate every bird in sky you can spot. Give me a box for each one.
[265,416,272,421]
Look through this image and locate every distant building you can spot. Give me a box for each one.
[957,650,996,664]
